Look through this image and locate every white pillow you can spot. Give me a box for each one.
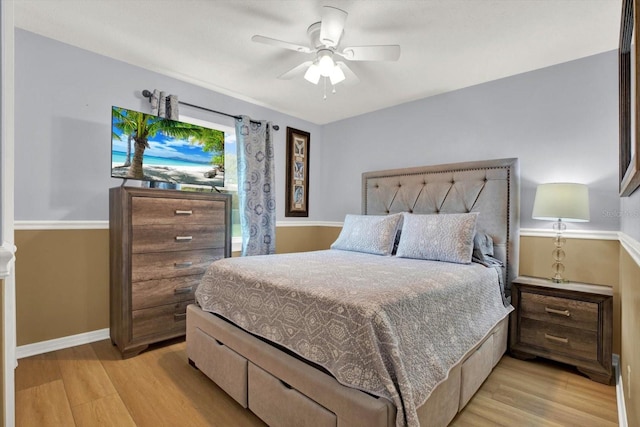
[331,213,402,256]
[395,212,479,264]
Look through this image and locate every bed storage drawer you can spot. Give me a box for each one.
[192,328,248,407]
[248,362,337,427]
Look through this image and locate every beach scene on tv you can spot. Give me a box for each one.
[111,106,225,189]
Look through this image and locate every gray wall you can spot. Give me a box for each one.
[14,29,322,222]
[320,51,620,231]
[16,29,622,232]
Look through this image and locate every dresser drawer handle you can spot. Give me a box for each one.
[174,313,187,321]
[545,307,570,317]
[174,262,193,268]
[175,236,193,242]
[174,286,193,295]
[545,333,569,344]
[175,210,193,215]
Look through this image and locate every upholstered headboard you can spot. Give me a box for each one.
[362,158,520,296]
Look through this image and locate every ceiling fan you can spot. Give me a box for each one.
[251,6,400,90]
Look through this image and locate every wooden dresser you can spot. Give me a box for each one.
[109,186,231,358]
[509,276,613,384]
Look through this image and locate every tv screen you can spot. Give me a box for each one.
[111,106,225,189]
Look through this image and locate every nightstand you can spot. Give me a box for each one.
[509,276,613,385]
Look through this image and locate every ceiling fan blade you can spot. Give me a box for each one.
[336,61,360,86]
[340,45,401,61]
[320,6,347,47]
[251,35,312,53]
[278,61,313,80]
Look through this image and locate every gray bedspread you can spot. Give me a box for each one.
[195,249,513,427]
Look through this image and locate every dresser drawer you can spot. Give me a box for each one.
[132,224,226,253]
[132,248,223,282]
[132,300,191,341]
[132,276,199,310]
[520,292,598,331]
[519,318,597,361]
[132,197,225,225]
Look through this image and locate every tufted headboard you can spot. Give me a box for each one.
[362,158,520,296]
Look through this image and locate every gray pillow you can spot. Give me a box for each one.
[395,212,479,264]
[331,213,402,256]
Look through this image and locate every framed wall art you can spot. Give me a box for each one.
[619,0,640,196]
[285,127,310,217]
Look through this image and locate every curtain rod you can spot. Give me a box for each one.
[141,90,279,131]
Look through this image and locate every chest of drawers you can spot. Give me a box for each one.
[509,276,613,384]
[110,186,231,358]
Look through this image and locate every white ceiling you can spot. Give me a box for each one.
[14,0,622,125]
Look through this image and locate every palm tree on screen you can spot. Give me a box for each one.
[112,107,223,180]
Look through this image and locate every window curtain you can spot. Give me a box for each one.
[235,116,276,256]
[150,89,179,120]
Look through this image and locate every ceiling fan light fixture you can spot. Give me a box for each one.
[329,65,346,85]
[304,63,321,84]
[317,51,335,76]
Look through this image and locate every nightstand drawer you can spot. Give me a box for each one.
[520,292,598,331]
[519,318,597,361]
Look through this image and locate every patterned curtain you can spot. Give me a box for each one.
[235,116,276,256]
[150,89,179,120]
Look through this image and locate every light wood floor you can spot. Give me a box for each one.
[16,338,618,427]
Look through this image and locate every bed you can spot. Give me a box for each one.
[187,157,520,427]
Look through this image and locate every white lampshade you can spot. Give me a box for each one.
[532,183,590,222]
[318,53,335,77]
[329,65,345,85]
[304,64,321,84]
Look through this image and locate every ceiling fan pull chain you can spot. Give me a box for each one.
[323,77,327,100]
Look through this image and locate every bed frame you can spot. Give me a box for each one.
[187,158,520,427]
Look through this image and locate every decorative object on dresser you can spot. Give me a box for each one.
[110,186,231,358]
[509,276,613,385]
[531,182,590,283]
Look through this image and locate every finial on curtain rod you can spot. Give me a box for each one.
[141,90,280,131]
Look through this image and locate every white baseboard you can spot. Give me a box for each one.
[614,354,629,427]
[16,328,110,359]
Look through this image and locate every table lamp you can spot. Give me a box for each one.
[532,183,590,283]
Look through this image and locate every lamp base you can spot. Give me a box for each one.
[550,277,569,284]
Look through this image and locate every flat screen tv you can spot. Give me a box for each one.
[111,106,225,190]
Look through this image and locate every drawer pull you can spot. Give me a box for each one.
[175,236,193,242]
[545,333,569,344]
[545,307,571,317]
[174,286,193,295]
[175,210,193,215]
[280,379,293,390]
[174,261,193,268]
[174,313,187,321]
